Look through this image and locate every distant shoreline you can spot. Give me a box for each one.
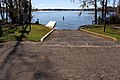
[32,7,116,12]
[32,9,94,11]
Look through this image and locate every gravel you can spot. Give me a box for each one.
[0,30,120,80]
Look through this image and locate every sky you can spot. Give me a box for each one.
[32,0,117,9]
[32,0,81,9]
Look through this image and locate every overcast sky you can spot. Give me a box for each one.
[32,0,117,9]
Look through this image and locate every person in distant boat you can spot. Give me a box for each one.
[63,16,64,21]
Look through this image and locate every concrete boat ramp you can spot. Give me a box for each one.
[40,21,56,42]
[45,21,56,29]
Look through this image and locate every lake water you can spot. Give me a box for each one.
[31,11,95,30]
[0,11,114,30]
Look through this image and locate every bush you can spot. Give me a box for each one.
[109,15,120,24]
[98,14,120,24]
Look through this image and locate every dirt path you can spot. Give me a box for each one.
[0,30,120,80]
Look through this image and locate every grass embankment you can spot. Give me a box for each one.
[85,24,120,41]
[0,25,52,42]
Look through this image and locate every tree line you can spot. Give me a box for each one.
[0,0,31,23]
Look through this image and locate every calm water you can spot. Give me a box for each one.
[0,11,114,30]
[32,11,95,30]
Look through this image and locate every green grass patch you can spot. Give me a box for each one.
[0,25,52,42]
[85,24,120,41]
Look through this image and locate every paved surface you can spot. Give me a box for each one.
[0,30,120,80]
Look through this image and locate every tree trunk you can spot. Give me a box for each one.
[5,0,8,22]
[104,0,107,32]
[0,2,4,20]
[95,0,97,24]
[102,0,105,22]
[0,20,2,37]
[9,0,17,23]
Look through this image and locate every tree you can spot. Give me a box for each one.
[104,0,107,32]
[0,0,31,24]
[71,0,98,24]
[0,0,4,37]
[101,0,105,22]
[94,0,97,24]
[0,0,5,21]
[117,0,120,14]
[0,20,2,37]
[0,0,32,36]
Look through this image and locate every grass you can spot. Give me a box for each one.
[85,24,120,41]
[0,24,52,42]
